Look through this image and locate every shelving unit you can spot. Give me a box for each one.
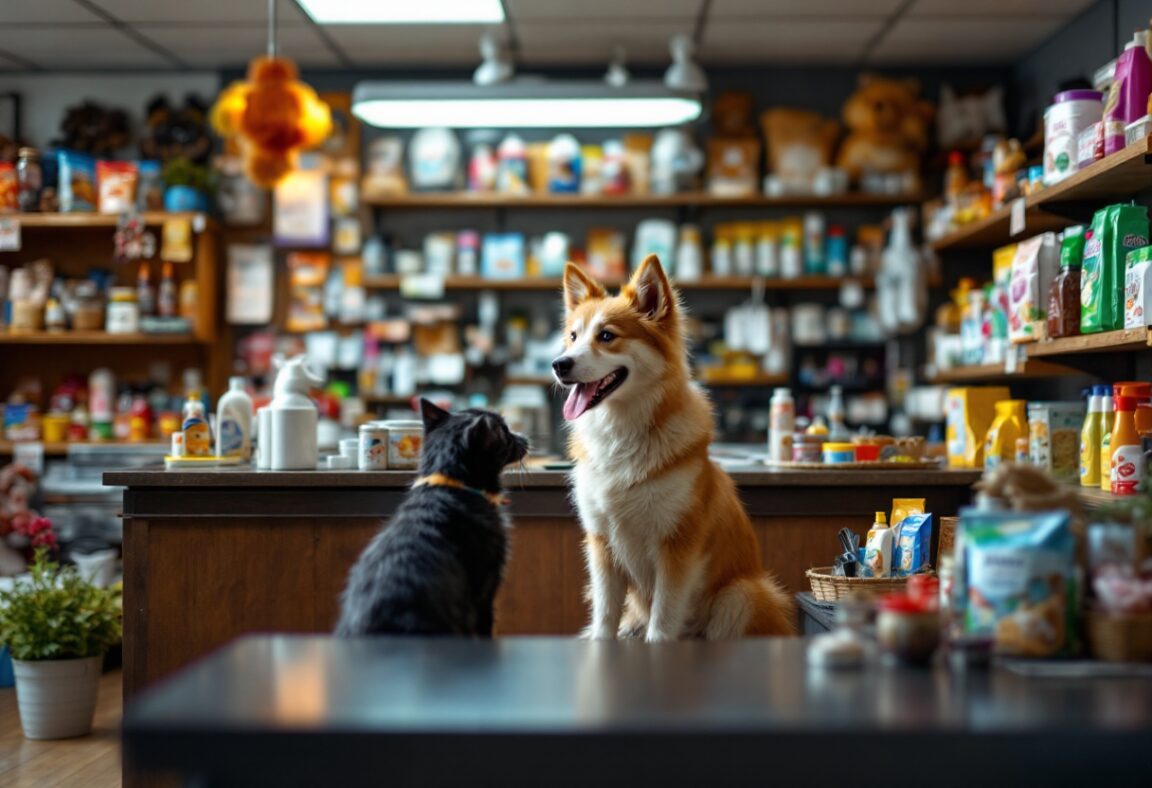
[697,372,789,387]
[364,192,922,210]
[927,359,1076,384]
[0,331,200,345]
[11,211,213,230]
[362,274,874,292]
[0,439,167,457]
[1027,328,1152,358]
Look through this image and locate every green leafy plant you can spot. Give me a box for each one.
[0,550,121,661]
[161,155,212,192]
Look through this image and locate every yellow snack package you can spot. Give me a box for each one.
[891,498,925,531]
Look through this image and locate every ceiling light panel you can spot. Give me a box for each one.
[298,0,504,24]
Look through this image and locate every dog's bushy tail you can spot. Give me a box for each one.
[706,574,797,639]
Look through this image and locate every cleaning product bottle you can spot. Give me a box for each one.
[1100,385,1115,491]
[768,387,795,463]
[181,394,211,457]
[267,355,323,471]
[1111,395,1143,496]
[878,207,925,334]
[1080,385,1103,486]
[1103,29,1152,156]
[983,400,1027,471]
[944,150,968,209]
[827,385,850,442]
[864,512,893,578]
[216,376,254,460]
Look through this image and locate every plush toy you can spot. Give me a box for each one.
[836,74,934,187]
[761,108,839,190]
[140,94,214,164]
[54,101,131,156]
[210,56,332,187]
[937,85,1006,151]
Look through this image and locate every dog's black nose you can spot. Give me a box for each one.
[552,356,574,377]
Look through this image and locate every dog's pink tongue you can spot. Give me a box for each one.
[563,383,596,421]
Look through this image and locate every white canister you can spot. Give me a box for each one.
[256,407,271,469]
[105,288,140,334]
[359,423,389,470]
[1044,89,1104,185]
[382,420,424,470]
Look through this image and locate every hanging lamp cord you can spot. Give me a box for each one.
[267,0,278,58]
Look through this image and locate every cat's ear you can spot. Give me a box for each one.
[420,398,451,433]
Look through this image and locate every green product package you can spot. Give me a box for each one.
[1059,225,1085,268]
[1080,204,1150,333]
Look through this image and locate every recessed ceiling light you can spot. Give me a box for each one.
[298,0,504,24]
[352,82,703,129]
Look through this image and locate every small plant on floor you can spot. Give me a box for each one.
[0,549,122,739]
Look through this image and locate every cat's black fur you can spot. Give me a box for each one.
[335,399,528,637]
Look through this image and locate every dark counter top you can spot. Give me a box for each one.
[123,634,1152,788]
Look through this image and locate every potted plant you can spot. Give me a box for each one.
[0,550,122,739]
[162,155,212,212]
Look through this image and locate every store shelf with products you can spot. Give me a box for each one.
[0,439,167,457]
[697,372,789,388]
[929,137,1152,253]
[927,359,1078,384]
[0,331,200,345]
[361,274,875,293]
[1026,328,1152,358]
[7,211,215,231]
[363,192,923,210]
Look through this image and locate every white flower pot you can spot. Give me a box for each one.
[12,656,102,739]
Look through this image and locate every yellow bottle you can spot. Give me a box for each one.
[1100,386,1115,492]
[984,400,1028,471]
[1080,386,1103,487]
[864,512,892,578]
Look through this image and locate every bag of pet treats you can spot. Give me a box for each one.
[1008,233,1059,343]
[1081,203,1150,333]
[893,513,933,577]
[959,509,1077,657]
[57,150,97,212]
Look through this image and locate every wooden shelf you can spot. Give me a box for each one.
[1027,328,1152,358]
[698,372,789,387]
[362,274,873,292]
[927,359,1077,383]
[6,211,214,230]
[362,394,416,406]
[1076,485,1118,509]
[930,136,1152,252]
[0,440,167,456]
[364,192,922,209]
[0,331,200,345]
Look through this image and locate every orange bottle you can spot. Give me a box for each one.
[1115,382,1152,434]
[1110,395,1143,496]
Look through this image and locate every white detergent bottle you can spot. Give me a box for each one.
[268,356,324,471]
[879,207,925,334]
[216,376,254,460]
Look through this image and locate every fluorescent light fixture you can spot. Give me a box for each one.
[298,0,504,24]
[352,81,703,129]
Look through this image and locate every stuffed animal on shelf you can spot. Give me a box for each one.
[836,73,934,188]
[760,108,840,191]
[140,94,214,164]
[53,101,131,157]
[937,84,1006,151]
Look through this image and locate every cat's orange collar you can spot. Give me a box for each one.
[413,473,508,507]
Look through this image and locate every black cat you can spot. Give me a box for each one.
[335,399,528,637]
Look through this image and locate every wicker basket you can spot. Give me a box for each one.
[1087,611,1152,663]
[805,566,926,602]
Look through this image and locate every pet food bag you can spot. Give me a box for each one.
[1007,233,1059,343]
[1081,204,1150,333]
[893,513,933,577]
[1124,246,1152,329]
[958,509,1076,657]
[57,150,97,212]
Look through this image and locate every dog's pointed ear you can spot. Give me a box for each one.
[419,398,451,433]
[628,255,676,324]
[563,262,605,314]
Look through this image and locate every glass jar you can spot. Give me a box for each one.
[16,147,42,213]
[1047,264,1081,339]
[106,287,140,334]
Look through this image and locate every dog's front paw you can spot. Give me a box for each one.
[644,629,676,643]
[580,626,617,641]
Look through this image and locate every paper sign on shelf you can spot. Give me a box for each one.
[1004,344,1022,374]
[400,274,446,300]
[0,217,21,251]
[1009,198,1026,236]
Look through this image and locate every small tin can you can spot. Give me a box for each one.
[358,423,389,470]
[382,420,424,470]
[822,442,856,464]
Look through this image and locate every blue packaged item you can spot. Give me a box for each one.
[481,233,526,279]
[893,513,933,577]
[57,149,97,212]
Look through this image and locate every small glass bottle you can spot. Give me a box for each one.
[137,262,155,317]
[158,262,177,318]
[1047,259,1082,339]
[16,147,42,213]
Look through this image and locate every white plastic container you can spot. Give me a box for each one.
[255,407,271,469]
[359,423,389,470]
[215,376,254,459]
[382,420,424,470]
[267,356,323,471]
[1044,89,1104,185]
[768,388,795,463]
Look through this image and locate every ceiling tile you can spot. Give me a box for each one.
[515,20,693,65]
[0,27,171,69]
[710,0,902,17]
[3,0,104,23]
[84,0,311,24]
[506,0,701,19]
[133,24,339,68]
[702,19,884,63]
[323,24,501,65]
[907,0,1095,16]
[869,17,1067,64]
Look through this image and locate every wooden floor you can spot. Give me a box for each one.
[0,670,122,787]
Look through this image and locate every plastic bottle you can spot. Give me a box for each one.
[827,385,849,442]
[864,512,893,578]
[216,376,254,460]
[780,224,803,279]
[158,262,177,318]
[878,207,923,334]
[1100,385,1115,492]
[768,387,795,463]
[1102,30,1152,156]
[944,150,968,209]
[1080,385,1103,487]
[267,356,323,471]
[676,225,703,282]
[826,226,848,277]
[756,223,779,277]
[803,212,825,275]
[137,263,155,317]
[181,394,212,457]
[89,369,115,441]
[1111,395,1143,496]
[983,400,1027,471]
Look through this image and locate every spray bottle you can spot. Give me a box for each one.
[262,356,324,471]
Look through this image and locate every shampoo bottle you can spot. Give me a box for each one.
[1080,385,1103,487]
[181,395,212,457]
[1100,385,1115,492]
[864,512,893,578]
[216,376,254,460]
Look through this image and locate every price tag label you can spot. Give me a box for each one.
[0,216,21,251]
[400,274,446,300]
[1004,345,1021,374]
[1009,198,1026,236]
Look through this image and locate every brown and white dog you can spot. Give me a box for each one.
[554,255,795,641]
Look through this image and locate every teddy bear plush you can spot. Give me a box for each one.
[836,73,934,188]
[140,94,213,165]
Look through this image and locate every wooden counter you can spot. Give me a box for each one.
[106,465,980,700]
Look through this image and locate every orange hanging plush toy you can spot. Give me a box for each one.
[211,56,332,187]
